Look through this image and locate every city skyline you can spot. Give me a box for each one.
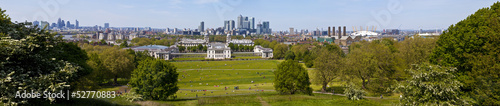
[0,0,498,31]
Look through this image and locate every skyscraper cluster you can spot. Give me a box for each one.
[224,15,271,35]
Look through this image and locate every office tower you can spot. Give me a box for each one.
[51,23,56,29]
[224,20,229,31]
[263,21,270,34]
[256,24,262,34]
[40,21,49,29]
[237,15,243,29]
[290,27,294,35]
[250,17,255,29]
[33,21,40,27]
[229,20,235,30]
[66,21,70,28]
[104,23,109,29]
[199,21,204,32]
[57,18,62,28]
[75,20,79,29]
[62,20,66,27]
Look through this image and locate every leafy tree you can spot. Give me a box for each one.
[274,60,312,95]
[273,44,288,59]
[0,8,80,105]
[346,41,402,92]
[394,63,470,105]
[284,50,295,60]
[312,48,343,92]
[100,47,135,85]
[429,2,500,105]
[130,58,179,100]
[120,40,129,48]
[197,44,203,51]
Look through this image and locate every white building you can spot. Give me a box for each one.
[226,34,254,46]
[124,45,179,60]
[206,43,231,59]
[177,35,209,47]
[254,45,273,58]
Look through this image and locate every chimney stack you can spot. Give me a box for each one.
[343,26,346,36]
[328,26,331,37]
[338,26,341,37]
[333,26,336,36]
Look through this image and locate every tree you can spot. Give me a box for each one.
[0,8,80,105]
[120,41,129,48]
[429,2,500,105]
[312,48,342,92]
[197,44,203,51]
[395,63,469,105]
[273,44,288,59]
[274,60,312,95]
[100,47,135,85]
[130,58,179,100]
[284,50,295,60]
[345,41,402,92]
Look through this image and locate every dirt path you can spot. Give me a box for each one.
[256,96,270,106]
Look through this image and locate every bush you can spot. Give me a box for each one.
[344,83,365,100]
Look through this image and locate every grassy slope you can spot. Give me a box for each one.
[55,60,399,105]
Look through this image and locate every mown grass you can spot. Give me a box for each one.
[49,60,400,105]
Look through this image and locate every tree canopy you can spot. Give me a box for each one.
[274,60,312,95]
[429,2,500,105]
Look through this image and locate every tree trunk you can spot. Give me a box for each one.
[322,82,328,93]
[114,75,118,85]
[361,78,367,89]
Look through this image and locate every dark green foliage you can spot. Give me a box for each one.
[274,60,312,95]
[0,8,80,105]
[130,59,179,100]
[429,2,500,105]
[284,50,295,60]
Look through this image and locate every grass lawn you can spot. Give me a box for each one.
[47,60,400,106]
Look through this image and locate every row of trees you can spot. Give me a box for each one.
[228,43,254,52]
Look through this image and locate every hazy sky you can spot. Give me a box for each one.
[0,0,498,31]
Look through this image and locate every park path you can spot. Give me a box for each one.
[256,96,270,106]
[312,91,388,99]
[177,69,275,71]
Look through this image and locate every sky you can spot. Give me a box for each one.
[0,0,498,31]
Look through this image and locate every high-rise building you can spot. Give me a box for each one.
[40,21,49,29]
[66,21,71,28]
[262,21,270,34]
[61,20,65,28]
[33,21,40,27]
[224,20,229,31]
[250,17,255,29]
[199,21,205,32]
[237,15,243,29]
[256,24,263,34]
[104,23,109,29]
[57,18,62,28]
[75,20,79,29]
[51,23,56,29]
[229,20,235,30]
[289,27,294,35]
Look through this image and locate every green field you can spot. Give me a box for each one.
[78,60,399,106]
